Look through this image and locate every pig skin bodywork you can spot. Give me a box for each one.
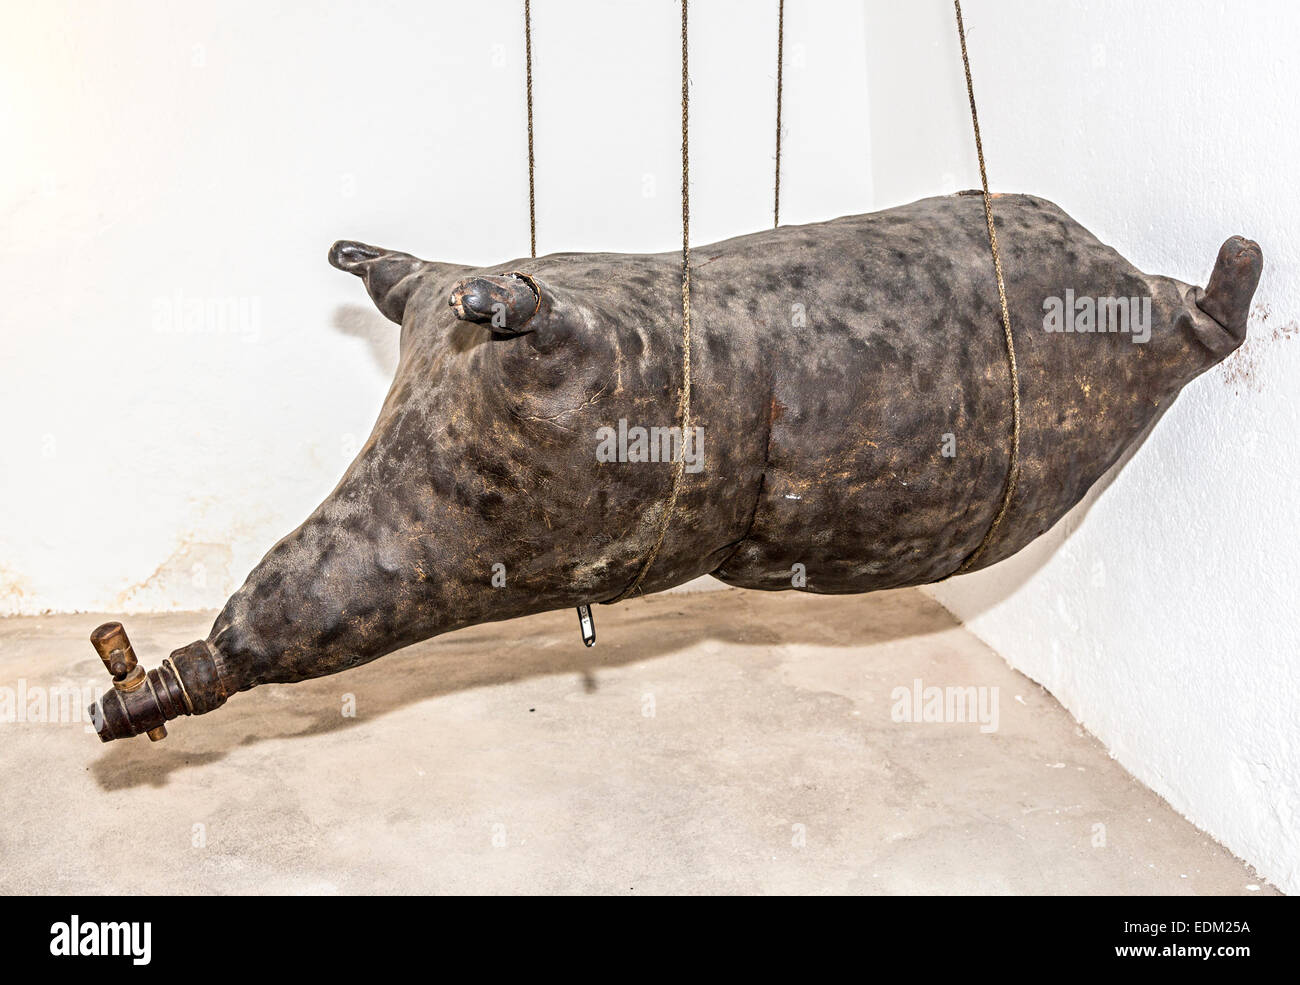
[90,192,1262,742]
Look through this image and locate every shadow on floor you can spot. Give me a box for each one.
[88,586,956,791]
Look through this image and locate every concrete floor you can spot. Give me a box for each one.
[0,588,1275,895]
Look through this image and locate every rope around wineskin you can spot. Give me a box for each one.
[774,0,784,228]
[524,0,536,258]
[949,0,1021,576]
[606,0,693,604]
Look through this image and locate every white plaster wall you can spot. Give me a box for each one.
[865,1,1299,892]
[0,0,868,612]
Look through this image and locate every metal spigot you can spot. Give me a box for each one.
[87,623,229,744]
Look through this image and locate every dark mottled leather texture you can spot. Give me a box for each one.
[201,192,1259,699]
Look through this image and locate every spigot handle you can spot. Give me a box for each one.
[90,621,138,680]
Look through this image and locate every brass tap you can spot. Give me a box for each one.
[90,622,166,741]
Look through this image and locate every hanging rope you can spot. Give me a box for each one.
[606,0,693,604]
[774,0,785,227]
[950,0,1020,576]
[524,0,537,258]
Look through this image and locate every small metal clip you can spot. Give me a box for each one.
[576,604,596,648]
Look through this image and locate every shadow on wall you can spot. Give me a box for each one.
[86,586,958,791]
[332,303,400,378]
[936,400,1174,618]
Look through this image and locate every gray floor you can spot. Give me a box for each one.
[0,588,1275,894]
